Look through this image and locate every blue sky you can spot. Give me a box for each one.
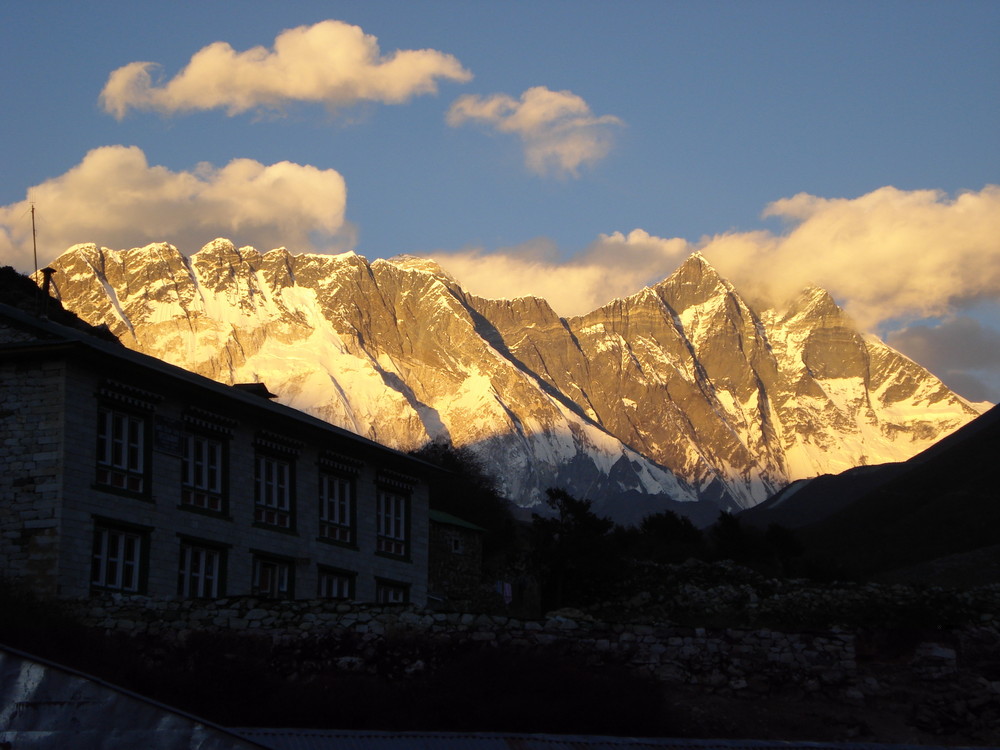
[1,1,998,401]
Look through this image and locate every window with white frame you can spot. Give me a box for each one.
[254,454,293,529]
[375,579,409,605]
[252,555,292,598]
[181,434,225,512]
[178,542,224,598]
[319,473,354,544]
[96,407,146,493]
[376,489,409,557]
[317,567,355,600]
[91,524,145,593]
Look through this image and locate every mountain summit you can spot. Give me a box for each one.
[43,241,982,523]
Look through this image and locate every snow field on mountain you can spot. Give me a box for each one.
[678,293,730,345]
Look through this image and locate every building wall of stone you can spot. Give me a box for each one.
[0,358,65,596]
[4,349,429,605]
[428,524,484,603]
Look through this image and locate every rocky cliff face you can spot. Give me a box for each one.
[44,240,982,523]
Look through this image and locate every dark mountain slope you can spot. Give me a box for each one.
[739,463,909,530]
[795,404,1000,578]
[743,403,999,528]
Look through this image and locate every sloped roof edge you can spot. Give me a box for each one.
[0,642,271,749]
[429,509,487,532]
[0,302,439,475]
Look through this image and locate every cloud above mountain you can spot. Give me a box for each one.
[708,185,1000,329]
[100,20,472,119]
[433,185,1000,327]
[0,146,351,267]
[447,86,623,177]
[430,229,687,314]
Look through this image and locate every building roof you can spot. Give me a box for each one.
[0,643,270,750]
[0,302,437,475]
[0,629,973,750]
[429,509,487,532]
[235,729,976,750]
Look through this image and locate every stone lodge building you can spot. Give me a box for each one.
[0,302,434,605]
[427,509,486,609]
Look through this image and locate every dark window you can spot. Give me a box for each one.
[376,489,409,558]
[375,579,409,605]
[91,524,146,593]
[252,555,293,599]
[319,473,354,544]
[178,542,224,598]
[318,567,355,600]
[181,434,226,512]
[254,454,293,529]
[96,408,146,493]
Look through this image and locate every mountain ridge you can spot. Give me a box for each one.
[42,239,984,523]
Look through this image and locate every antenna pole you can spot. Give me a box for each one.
[31,203,43,315]
[31,203,38,275]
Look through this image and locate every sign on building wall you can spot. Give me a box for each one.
[154,416,185,456]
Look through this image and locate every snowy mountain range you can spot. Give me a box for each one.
[43,239,984,524]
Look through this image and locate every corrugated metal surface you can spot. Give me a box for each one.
[0,644,269,749]
[236,729,980,750]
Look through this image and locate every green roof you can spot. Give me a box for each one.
[428,509,487,532]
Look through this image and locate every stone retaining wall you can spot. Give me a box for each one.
[75,595,866,696]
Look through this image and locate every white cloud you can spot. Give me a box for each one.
[704,185,1000,329]
[100,20,472,119]
[0,146,351,270]
[435,185,1000,325]
[447,86,623,177]
[431,229,688,316]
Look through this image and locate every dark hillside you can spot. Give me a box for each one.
[798,405,1000,579]
[740,463,909,530]
[743,404,999,532]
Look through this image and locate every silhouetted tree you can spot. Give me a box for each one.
[709,511,752,563]
[765,523,804,575]
[637,510,708,563]
[531,488,618,610]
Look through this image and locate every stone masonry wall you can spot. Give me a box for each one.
[75,595,864,696]
[0,359,64,596]
[428,524,484,607]
[60,584,1000,738]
